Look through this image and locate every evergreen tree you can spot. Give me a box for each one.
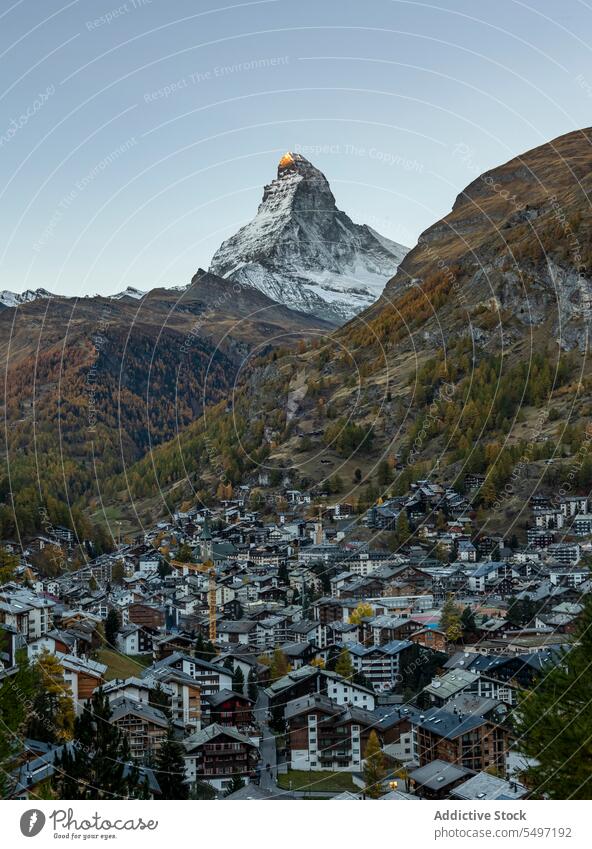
[155,725,189,799]
[377,459,392,487]
[224,775,245,796]
[158,560,173,579]
[111,559,125,584]
[506,595,539,627]
[149,683,171,719]
[515,595,592,798]
[352,671,373,691]
[232,665,245,694]
[325,645,341,672]
[460,606,477,637]
[363,730,386,799]
[175,543,192,563]
[190,779,216,799]
[247,668,259,702]
[278,561,289,585]
[105,609,121,647]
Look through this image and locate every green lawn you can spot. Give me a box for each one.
[96,648,152,681]
[277,770,358,793]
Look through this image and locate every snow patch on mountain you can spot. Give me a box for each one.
[109,286,146,300]
[209,152,409,323]
[0,288,53,308]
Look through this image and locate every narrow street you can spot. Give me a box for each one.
[254,690,278,790]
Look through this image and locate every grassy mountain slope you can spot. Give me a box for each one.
[0,271,329,545]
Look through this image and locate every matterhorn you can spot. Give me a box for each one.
[209,152,408,323]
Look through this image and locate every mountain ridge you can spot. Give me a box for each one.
[0,268,330,543]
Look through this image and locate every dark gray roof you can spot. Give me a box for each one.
[205,689,253,707]
[110,697,169,727]
[183,723,257,752]
[409,759,474,790]
[218,620,257,633]
[414,705,490,740]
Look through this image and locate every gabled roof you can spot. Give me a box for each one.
[284,692,376,726]
[183,723,256,752]
[145,651,226,676]
[206,688,253,707]
[413,704,491,739]
[110,696,169,727]
[100,676,153,694]
[56,652,107,678]
[470,561,508,578]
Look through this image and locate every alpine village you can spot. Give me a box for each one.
[2,135,592,801]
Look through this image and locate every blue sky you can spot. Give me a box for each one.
[1,0,591,297]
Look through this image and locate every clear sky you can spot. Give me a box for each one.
[1,0,591,297]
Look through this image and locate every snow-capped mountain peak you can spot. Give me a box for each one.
[209,152,409,323]
[0,288,53,308]
[109,286,146,301]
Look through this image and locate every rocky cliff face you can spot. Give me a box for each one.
[378,128,592,351]
[209,152,408,323]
